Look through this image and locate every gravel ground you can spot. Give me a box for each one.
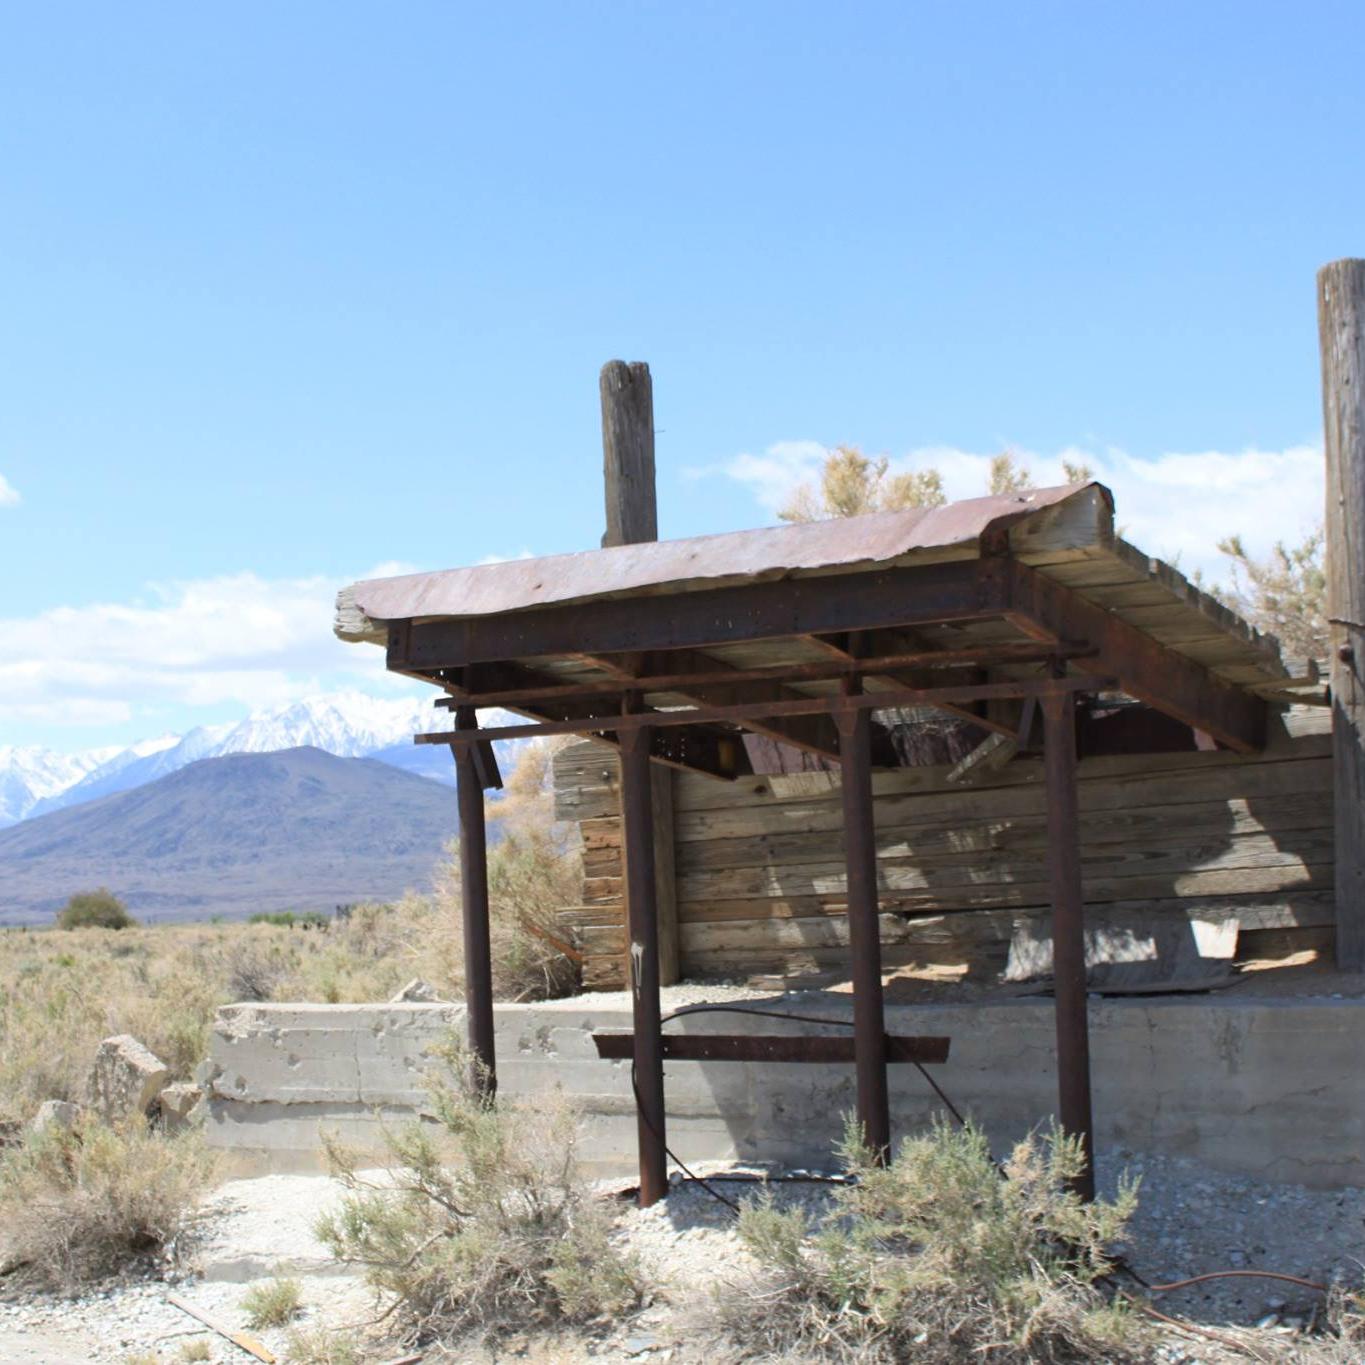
[2,1148,1362,1363]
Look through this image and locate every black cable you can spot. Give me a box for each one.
[624,999,973,1216]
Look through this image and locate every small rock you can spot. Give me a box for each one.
[30,1099,81,1136]
[157,1082,204,1133]
[87,1035,170,1122]
[390,977,443,1003]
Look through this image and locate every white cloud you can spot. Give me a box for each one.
[695,440,1325,585]
[0,571,420,729]
[0,474,20,507]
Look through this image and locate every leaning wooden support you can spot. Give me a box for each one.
[455,706,496,1098]
[1318,258,1365,971]
[619,723,669,1206]
[1041,686,1095,1199]
[836,686,892,1162]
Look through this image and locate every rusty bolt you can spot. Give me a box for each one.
[1339,644,1356,664]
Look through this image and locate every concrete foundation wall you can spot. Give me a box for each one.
[204,994,1365,1188]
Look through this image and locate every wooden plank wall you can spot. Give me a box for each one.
[553,709,1332,989]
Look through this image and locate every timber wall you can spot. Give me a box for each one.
[553,708,1332,989]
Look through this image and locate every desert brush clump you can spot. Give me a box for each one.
[316,1047,639,1348]
[240,1276,304,1328]
[719,1118,1147,1364]
[0,1117,215,1289]
[56,887,136,930]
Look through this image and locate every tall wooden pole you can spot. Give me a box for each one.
[601,361,657,546]
[1042,687,1095,1199]
[1318,259,1365,972]
[836,686,891,1161]
[455,704,496,1098]
[600,360,671,1204]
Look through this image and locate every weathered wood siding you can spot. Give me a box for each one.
[554,708,1331,989]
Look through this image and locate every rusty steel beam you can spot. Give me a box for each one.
[394,558,1011,670]
[592,1032,951,1064]
[836,682,891,1161]
[414,675,1111,748]
[1005,560,1266,754]
[454,707,496,1100]
[427,641,1095,709]
[583,650,842,759]
[1041,686,1095,1201]
[619,721,668,1207]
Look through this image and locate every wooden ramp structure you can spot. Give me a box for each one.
[335,357,1336,1208]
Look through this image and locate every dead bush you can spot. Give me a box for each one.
[316,1049,638,1347]
[0,1117,215,1289]
[718,1118,1148,1364]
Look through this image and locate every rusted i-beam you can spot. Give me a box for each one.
[1041,685,1095,1199]
[836,680,891,1161]
[454,705,496,1099]
[619,718,668,1206]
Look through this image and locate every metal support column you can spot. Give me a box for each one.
[835,691,891,1161]
[619,722,668,1206]
[1041,687,1095,1199]
[455,705,496,1100]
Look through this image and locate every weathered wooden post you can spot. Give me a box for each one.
[1318,259,1365,971]
[600,359,673,1203]
[455,704,497,1098]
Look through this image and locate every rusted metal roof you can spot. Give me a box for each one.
[337,484,1096,637]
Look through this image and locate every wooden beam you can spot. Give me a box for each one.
[397,558,1011,670]
[1319,257,1365,970]
[601,361,657,546]
[1004,560,1266,754]
[600,364,683,986]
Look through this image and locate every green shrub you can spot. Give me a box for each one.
[316,1049,638,1346]
[721,1118,1146,1364]
[0,1118,215,1288]
[241,1276,303,1327]
[56,888,135,930]
[247,910,330,929]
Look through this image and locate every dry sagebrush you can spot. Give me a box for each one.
[720,1119,1148,1364]
[0,1118,214,1289]
[316,1054,638,1348]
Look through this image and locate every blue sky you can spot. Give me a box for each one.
[1,2,1360,750]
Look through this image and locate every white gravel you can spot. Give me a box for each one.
[2,1148,1361,1362]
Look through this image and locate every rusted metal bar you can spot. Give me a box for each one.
[619,719,668,1206]
[454,706,496,1100]
[433,642,1096,710]
[1041,685,1095,1200]
[396,558,1011,669]
[836,681,891,1161]
[416,675,1112,747]
[592,1032,951,1064]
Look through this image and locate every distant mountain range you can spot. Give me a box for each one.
[0,746,465,926]
[0,692,522,828]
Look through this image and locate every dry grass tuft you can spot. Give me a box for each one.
[316,1045,639,1348]
[240,1275,303,1328]
[719,1117,1149,1364]
[0,1117,215,1289]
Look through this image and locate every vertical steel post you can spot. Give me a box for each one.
[1041,687,1095,1199]
[619,722,668,1206]
[455,705,496,1100]
[835,690,891,1161]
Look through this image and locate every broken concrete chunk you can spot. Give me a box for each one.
[30,1099,82,1136]
[389,978,443,1003]
[87,1034,170,1122]
[157,1082,204,1134]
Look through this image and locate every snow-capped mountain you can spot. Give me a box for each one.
[2,692,521,828]
[0,744,123,825]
